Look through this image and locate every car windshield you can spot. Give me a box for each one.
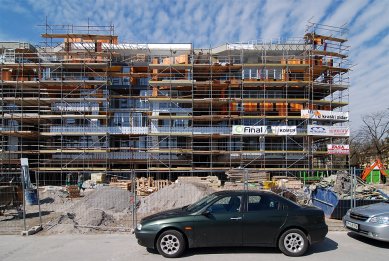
[186,193,218,212]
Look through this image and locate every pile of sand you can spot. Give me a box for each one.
[38,182,214,234]
[40,187,132,234]
[138,182,215,215]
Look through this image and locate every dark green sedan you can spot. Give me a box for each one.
[135,190,327,257]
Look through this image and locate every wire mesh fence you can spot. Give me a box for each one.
[0,167,255,235]
[1,165,388,234]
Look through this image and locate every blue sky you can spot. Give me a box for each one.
[0,0,388,130]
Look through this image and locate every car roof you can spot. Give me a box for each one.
[212,190,276,196]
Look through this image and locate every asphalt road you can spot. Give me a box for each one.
[1,231,388,261]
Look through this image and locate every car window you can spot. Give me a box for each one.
[247,195,279,212]
[187,193,218,212]
[209,195,242,213]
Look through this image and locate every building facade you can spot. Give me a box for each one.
[0,23,350,183]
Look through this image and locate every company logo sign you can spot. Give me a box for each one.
[329,127,350,136]
[307,125,350,137]
[232,125,268,135]
[308,125,328,134]
[327,144,350,155]
[301,110,349,121]
[271,126,297,135]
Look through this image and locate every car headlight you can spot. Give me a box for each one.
[136,223,142,230]
[346,209,351,216]
[369,215,389,225]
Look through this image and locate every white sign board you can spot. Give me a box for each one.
[232,125,268,135]
[327,144,350,154]
[301,110,349,121]
[271,126,297,135]
[307,125,350,137]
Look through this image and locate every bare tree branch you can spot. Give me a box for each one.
[358,110,389,162]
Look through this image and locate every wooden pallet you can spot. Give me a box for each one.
[109,182,131,191]
[136,177,172,196]
[109,177,171,195]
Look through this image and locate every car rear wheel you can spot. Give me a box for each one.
[278,229,308,257]
[156,230,186,258]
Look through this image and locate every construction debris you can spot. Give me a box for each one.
[311,170,387,200]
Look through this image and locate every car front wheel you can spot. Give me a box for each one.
[156,230,186,258]
[278,229,308,257]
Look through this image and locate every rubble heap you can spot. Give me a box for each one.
[310,170,388,200]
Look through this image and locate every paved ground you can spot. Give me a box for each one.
[1,231,388,261]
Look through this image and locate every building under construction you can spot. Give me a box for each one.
[0,22,350,184]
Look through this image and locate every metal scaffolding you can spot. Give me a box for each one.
[0,22,350,185]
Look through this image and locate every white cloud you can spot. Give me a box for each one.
[322,0,369,27]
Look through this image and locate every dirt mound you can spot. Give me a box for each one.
[33,182,215,234]
[40,187,132,234]
[138,182,215,215]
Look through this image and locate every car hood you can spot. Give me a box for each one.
[141,207,189,223]
[352,202,389,217]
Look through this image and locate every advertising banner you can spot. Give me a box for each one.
[301,110,349,121]
[271,126,297,135]
[327,144,350,155]
[328,126,350,137]
[307,125,350,137]
[232,125,268,135]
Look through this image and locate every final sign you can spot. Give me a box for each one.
[327,144,350,155]
[232,125,268,135]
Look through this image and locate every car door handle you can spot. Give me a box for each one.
[230,217,242,220]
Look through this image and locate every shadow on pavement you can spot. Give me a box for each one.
[347,232,389,249]
[25,211,53,219]
[183,246,280,257]
[305,237,338,255]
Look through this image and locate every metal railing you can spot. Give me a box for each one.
[150,126,231,134]
[49,126,148,134]
[51,102,100,112]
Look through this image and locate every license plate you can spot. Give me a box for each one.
[346,221,359,230]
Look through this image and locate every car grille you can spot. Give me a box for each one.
[350,212,369,221]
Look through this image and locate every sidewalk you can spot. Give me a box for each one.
[326,218,347,231]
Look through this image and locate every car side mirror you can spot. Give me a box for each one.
[202,209,211,216]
